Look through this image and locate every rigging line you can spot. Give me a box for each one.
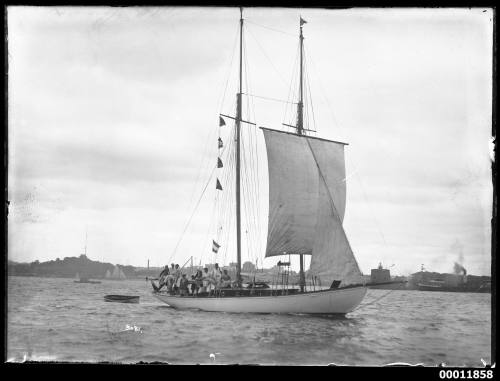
[217,137,234,237]
[217,21,241,114]
[167,164,218,264]
[305,54,317,136]
[221,162,236,239]
[244,47,261,257]
[284,42,300,126]
[248,103,263,263]
[240,59,254,262]
[354,284,405,311]
[245,26,289,90]
[189,34,237,209]
[243,126,261,261]
[189,125,219,207]
[251,125,262,258]
[240,64,255,234]
[242,136,260,263]
[244,93,297,104]
[246,19,296,37]
[287,42,301,127]
[250,132,262,258]
[180,174,215,262]
[204,189,218,259]
[242,155,254,264]
[242,41,259,264]
[304,138,363,275]
[244,145,257,263]
[218,129,236,251]
[243,33,262,252]
[304,45,341,133]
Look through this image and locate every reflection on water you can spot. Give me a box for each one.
[7,276,491,365]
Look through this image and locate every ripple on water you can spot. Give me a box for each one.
[7,277,492,365]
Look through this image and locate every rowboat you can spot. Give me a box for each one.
[104,295,140,303]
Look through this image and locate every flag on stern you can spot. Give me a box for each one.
[216,178,223,190]
[212,240,221,253]
[218,137,223,149]
[219,116,226,126]
[217,157,223,168]
[300,17,307,26]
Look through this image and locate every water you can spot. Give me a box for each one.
[7,276,491,365]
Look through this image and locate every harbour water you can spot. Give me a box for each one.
[7,276,491,365]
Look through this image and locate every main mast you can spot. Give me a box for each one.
[297,17,306,292]
[235,7,244,286]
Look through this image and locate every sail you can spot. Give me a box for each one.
[119,268,126,279]
[309,177,363,286]
[111,266,120,278]
[262,129,319,256]
[262,128,362,285]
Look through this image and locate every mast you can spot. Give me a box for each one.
[84,229,88,256]
[297,17,306,292]
[297,19,304,136]
[235,7,243,286]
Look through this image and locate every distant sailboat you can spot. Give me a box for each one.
[106,265,127,280]
[74,231,101,284]
[153,9,367,314]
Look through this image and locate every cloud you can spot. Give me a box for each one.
[7,7,493,276]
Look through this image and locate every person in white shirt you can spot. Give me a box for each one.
[210,263,223,288]
[201,267,213,293]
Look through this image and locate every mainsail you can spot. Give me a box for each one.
[262,128,363,286]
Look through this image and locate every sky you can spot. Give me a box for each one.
[7,7,493,276]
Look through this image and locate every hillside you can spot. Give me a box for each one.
[7,255,140,279]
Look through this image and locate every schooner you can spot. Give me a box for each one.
[153,9,367,314]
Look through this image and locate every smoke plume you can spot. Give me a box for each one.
[453,262,467,275]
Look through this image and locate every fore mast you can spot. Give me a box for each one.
[235,7,244,286]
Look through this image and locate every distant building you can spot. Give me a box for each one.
[408,270,490,292]
[371,263,391,283]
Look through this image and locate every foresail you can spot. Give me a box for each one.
[309,178,363,287]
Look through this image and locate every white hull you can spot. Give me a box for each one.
[153,286,367,314]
